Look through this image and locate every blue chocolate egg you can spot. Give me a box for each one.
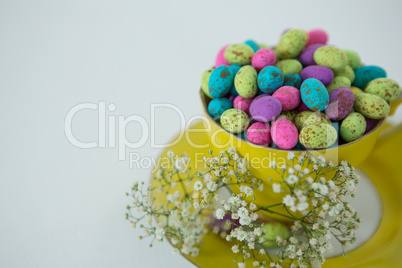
[257,66,284,94]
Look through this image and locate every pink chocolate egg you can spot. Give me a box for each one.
[247,122,271,145]
[234,95,254,114]
[271,118,299,149]
[215,44,230,67]
[251,48,277,72]
[306,29,328,46]
[272,86,301,111]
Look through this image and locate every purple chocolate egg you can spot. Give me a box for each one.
[365,118,379,134]
[250,95,282,122]
[299,44,324,66]
[300,65,334,86]
[325,87,354,121]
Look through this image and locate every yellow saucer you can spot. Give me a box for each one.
[150,121,402,267]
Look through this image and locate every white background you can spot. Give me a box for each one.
[0,0,401,267]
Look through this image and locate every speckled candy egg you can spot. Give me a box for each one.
[365,78,401,102]
[299,123,338,149]
[314,46,348,72]
[233,95,254,114]
[306,29,328,46]
[342,49,361,70]
[208,65,234,98]
[299,44,324,66]
[354,93,390,119]
[352,66,387,90]
[201,68,213,98]
[251,48,277,72]
[340,112,367,142]
[271,118,299,149]
[335,65,355,83]
[275,59,303,75]
[229,64,242,96]
[276,29,308,59]
[257,66,284,94]
[300,78,329,111]
[326,76,351,94]
[300,65,334,86]
[247,122,271,145]
[272,86,301,111]
[224,44,254,66]
[283,73,302,88]
[234,65,258,98]
[325,87,354,121]
[245,39,259,52]
[220,109,250,133]
[249,95,282,122]
[215,44,229,67]
[208,98,233,118]
[294,111,314,130]
[275,110,298,122]
[302,112,331,128]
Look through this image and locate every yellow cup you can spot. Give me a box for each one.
[200,90,400,221]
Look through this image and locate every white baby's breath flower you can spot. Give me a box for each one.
[215,208,225,220]
[249,202,256,210]
[239,217,252,226]
[238,262,245,268]
[297,202,309,212]
[272,183,281,193]
[269,161,276,169]
[207,181,218,192]
[286,175,299,184]
[155,228,165,240]
[194,181,203,191]
[287,152,295,160]
[283,195,296,207]
[232,244,239,253]
[305,176,314,184]
[237,207,249,218]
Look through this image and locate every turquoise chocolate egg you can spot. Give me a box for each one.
[257,66,284,94]
[283,73,301,88]
[300,78,329,112]
[208,98,233,118]
[208,65,234,98]
[352,65,386,90]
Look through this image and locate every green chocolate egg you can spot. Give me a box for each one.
[276,29,308,59]
[314,46,348,72]
[354,93,390,119]
[365,78,401,102]
[220,109,250,133]
[224,44,254,66]
[294,111,313,131]
[340,112,366,142]
[300,123,338,149]
[326,76,351,93]
[201,68,213,98]
[275,59,303,75]
[342,49,361,70]
[234,65,258,98]
[335,65,355,83]
[303,112,331,128]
